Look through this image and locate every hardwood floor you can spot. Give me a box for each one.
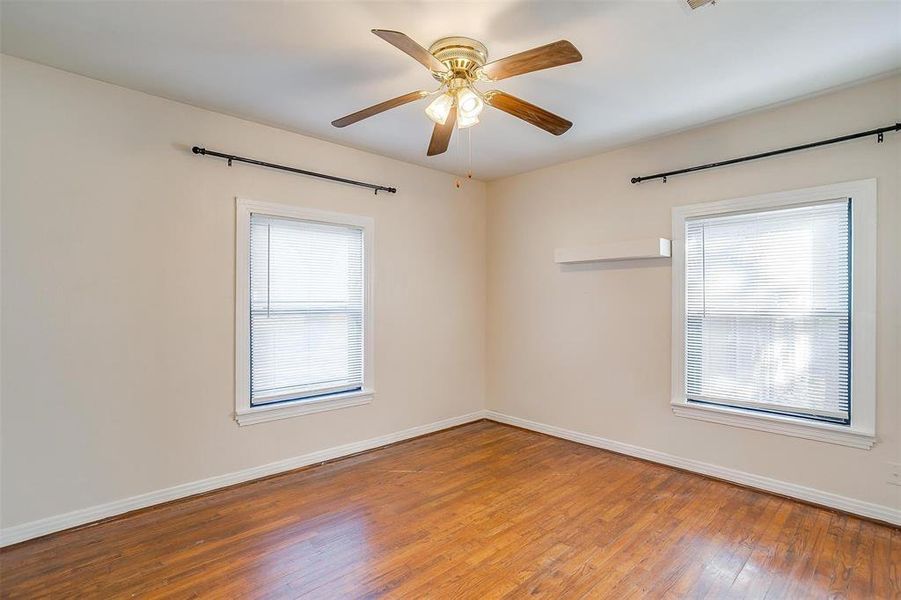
[1,420,897,598]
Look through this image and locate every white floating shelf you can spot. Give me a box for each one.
[555,237,672,264]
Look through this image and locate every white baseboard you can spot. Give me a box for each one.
[0,410,487,547]
[484,410,900,527]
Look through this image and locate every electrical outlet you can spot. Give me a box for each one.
[887,462,901,487]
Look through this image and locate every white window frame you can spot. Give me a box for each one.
[235,198,375,426]
[671,180,876,449]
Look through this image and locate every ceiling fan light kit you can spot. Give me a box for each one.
[425,92,455,125]
[331,30,582,157]
[457,112,480,130]
[456,87,484,119]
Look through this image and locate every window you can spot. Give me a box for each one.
[671,180,876,449]
[236,199,373,425]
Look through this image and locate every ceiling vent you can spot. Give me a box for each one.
[687,0,716,9]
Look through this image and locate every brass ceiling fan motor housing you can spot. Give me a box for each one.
[428,36,488,80]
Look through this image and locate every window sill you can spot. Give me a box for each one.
[671,401,875,450]
[235,390,374,426]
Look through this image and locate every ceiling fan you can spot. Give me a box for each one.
[331,30,582,156]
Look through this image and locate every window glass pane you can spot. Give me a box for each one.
[685,200,850,422]
[249,214,364,405]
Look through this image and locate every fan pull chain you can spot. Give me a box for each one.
[454,128,474,189]
[467,128,473,180]
[454,122,463,188]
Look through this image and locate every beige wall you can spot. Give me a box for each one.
[0,56,487,528]
[487,74,900,512]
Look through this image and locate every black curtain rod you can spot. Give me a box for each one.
[192,146,397,194]
[631,122,900,184]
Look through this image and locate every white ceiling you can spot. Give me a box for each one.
[2,1,899,180]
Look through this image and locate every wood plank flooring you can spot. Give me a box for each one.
[1,420,897,598]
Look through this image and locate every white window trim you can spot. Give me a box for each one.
[671,179,876,450]
[235,198,375,426]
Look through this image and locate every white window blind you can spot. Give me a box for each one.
[249,214,364,406]
[684,199,851,422]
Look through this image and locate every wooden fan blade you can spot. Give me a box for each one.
[484,90,572,135]
[427,104,457,156]
[332,91,430,128]
[372,29,449,73]
[477,40,582,81]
